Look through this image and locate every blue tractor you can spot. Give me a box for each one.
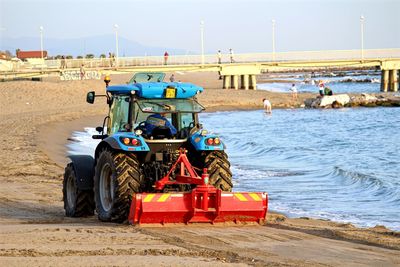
[63,73,233,223]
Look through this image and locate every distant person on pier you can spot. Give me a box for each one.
[290,83,298,100]
[60,56,66,69]
[109,52,113,67]
[169,74,175,82]
[80,64,86,80]
[217,50,222,64]
[164,51,169,65]
[112,53,116,66]
[262,98,272,114]
[229,48,235,63]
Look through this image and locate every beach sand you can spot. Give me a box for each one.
[0,72,399,266]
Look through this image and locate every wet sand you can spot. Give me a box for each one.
[0,72,399,266]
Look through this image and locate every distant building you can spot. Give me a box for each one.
[0,52,8,60]
[16,50,48,60]
[0,51,12,60]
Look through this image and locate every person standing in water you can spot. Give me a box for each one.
[262,98,272,114]
[318,81,325,96]
[290,83,298,101]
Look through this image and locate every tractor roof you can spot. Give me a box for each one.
[106,82,204,99]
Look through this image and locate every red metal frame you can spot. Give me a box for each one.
[154,149,207,191]
[128,149,268,225]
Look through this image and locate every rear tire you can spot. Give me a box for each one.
[63,163,95,217]
[192,151,233,191]
[94,150,142,223]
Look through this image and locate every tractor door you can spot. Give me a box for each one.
[107,95,131,135]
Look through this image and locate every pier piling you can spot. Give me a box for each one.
[223,75,230,89]
[241,74,249,90]
[381,70,389,92]
[389,69,399,92]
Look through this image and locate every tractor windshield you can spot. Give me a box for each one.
[128,72,165,83]
[137,99,204,113]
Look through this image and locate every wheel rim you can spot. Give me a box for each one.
[99,163,114,212]
[66,174,76,209]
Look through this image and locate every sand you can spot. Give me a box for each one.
[0,72,399,266]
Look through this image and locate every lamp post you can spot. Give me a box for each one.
[200,20,205,65]
[271,19,276,61]
[39,26,44,63]
[360,15,365,61]
[114,24,119,67]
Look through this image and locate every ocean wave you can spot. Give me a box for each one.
[231,165,306,180]
[332,166,383,187]
[331,166,400,203]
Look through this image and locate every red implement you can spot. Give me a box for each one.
[127,149,268,225]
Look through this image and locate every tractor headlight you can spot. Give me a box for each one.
[135,129,143,136]
[200,130,208,136]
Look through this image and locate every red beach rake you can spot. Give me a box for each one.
[128,149,268,225]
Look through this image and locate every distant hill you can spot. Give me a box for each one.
[0,34,191,57]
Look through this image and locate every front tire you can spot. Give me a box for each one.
[63,163,95,217]
[94,150,142,223]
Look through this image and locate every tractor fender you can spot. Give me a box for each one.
[99,134,150,153]
[189,130,225,151]
[67,155,95,190]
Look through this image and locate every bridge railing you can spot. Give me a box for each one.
[5,48,400,71]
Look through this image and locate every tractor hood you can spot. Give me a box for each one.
[107,82,204,99]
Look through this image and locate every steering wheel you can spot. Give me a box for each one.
[135,121,146,132]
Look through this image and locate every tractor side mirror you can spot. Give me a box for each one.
[86,91,95,104]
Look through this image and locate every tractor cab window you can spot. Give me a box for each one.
[179,113,195,130]
[109,95,130,134]
[128,72,166,84]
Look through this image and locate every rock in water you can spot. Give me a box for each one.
[319,94,350,108]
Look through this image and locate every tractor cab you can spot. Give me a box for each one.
[105,90,205,139]
[87,78,205,141]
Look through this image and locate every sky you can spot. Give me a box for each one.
[0,0,399,54]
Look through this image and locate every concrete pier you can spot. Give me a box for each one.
[380,69,400,92]
[380,60,400,92]
[219,65,260,90]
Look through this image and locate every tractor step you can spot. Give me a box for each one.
[128,185,268,225]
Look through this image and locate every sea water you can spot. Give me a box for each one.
[258,70,381,94]
[200,108,400,230]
